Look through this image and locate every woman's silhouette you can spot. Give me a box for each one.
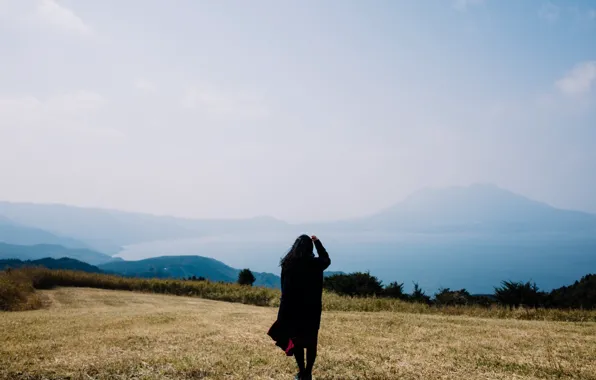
[268,234,331,380]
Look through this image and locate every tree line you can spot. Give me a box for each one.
[183,268,256,286]
[322,272,596,309]
[182,267,595,310]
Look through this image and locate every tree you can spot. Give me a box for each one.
[410,282,431,304]
[494,280,545,308]
[383,282,407,300]
[546,274,596,309]
[238,269,256,286]
[323,272,383,297]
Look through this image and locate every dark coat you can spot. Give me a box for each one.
[268,240,331,349]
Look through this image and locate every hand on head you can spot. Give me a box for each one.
[311,235,318,242]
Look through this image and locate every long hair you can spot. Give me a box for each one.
[280,234,314,269]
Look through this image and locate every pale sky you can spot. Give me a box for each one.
[1,0,595,222]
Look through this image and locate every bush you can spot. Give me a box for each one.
[0,269,42,311]
[434,288,472,306]
[324,272,383,297]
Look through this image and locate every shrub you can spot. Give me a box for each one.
[324,272,383,297]
[434,288,472,306]
[0,269,42,311]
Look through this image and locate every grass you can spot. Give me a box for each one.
[1,287,595,380]
[2,267,596,322]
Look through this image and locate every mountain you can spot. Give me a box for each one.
[0,242,117,266]
[0,202,290,254]
[346,183,596,234]
[99,255,281,288]
[0,257,103,273]
[0,214,90,249]
[0,254,283,289]
[2,184,596,293]
[3,185,596,246]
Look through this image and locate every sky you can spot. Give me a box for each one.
[0,0,595,222]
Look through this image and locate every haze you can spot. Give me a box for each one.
[1,0,595,223]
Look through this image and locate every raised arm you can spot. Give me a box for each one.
[312,236,331,270]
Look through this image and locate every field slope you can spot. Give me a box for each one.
[1,288,595,380]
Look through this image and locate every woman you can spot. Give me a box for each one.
[268,234,331,380]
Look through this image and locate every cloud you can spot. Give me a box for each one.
[181,86,270,120]
[538,2,560,23]
[0,91,121,139]
[555,61,596,97]
[35,0,90,34]
[452,0,485,12]
[0,91,104,115]
[589,9,596,20]
[45,91,105,112]
[135,79,157,94]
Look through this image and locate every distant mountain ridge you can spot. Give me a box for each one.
[0,215,90,249]
[341,183,596,234]
[0,202,292,254]
[0,242,117,265]
[2,184,596,252]
[98,255,281,288]
[0,257,104,273]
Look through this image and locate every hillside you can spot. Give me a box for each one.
[0,242,117,265]
[0,202,291,254]
[98,255,280,288]
[548,274,596,309]
[0,215,89,249]
[0,257,103,273]
[1,287,594,379]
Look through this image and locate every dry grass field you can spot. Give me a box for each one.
[1,288,595,380]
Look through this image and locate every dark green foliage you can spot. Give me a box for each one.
[494,281,546,308]
[184,275,206,282]
[323,272,384,297]
[238,269,256,286]
[383,282,407,300]
[468,294,497,307]
[434,288,472,306]
[546,274,596,309]
[0,257,103,273]
[410,282,432,304]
